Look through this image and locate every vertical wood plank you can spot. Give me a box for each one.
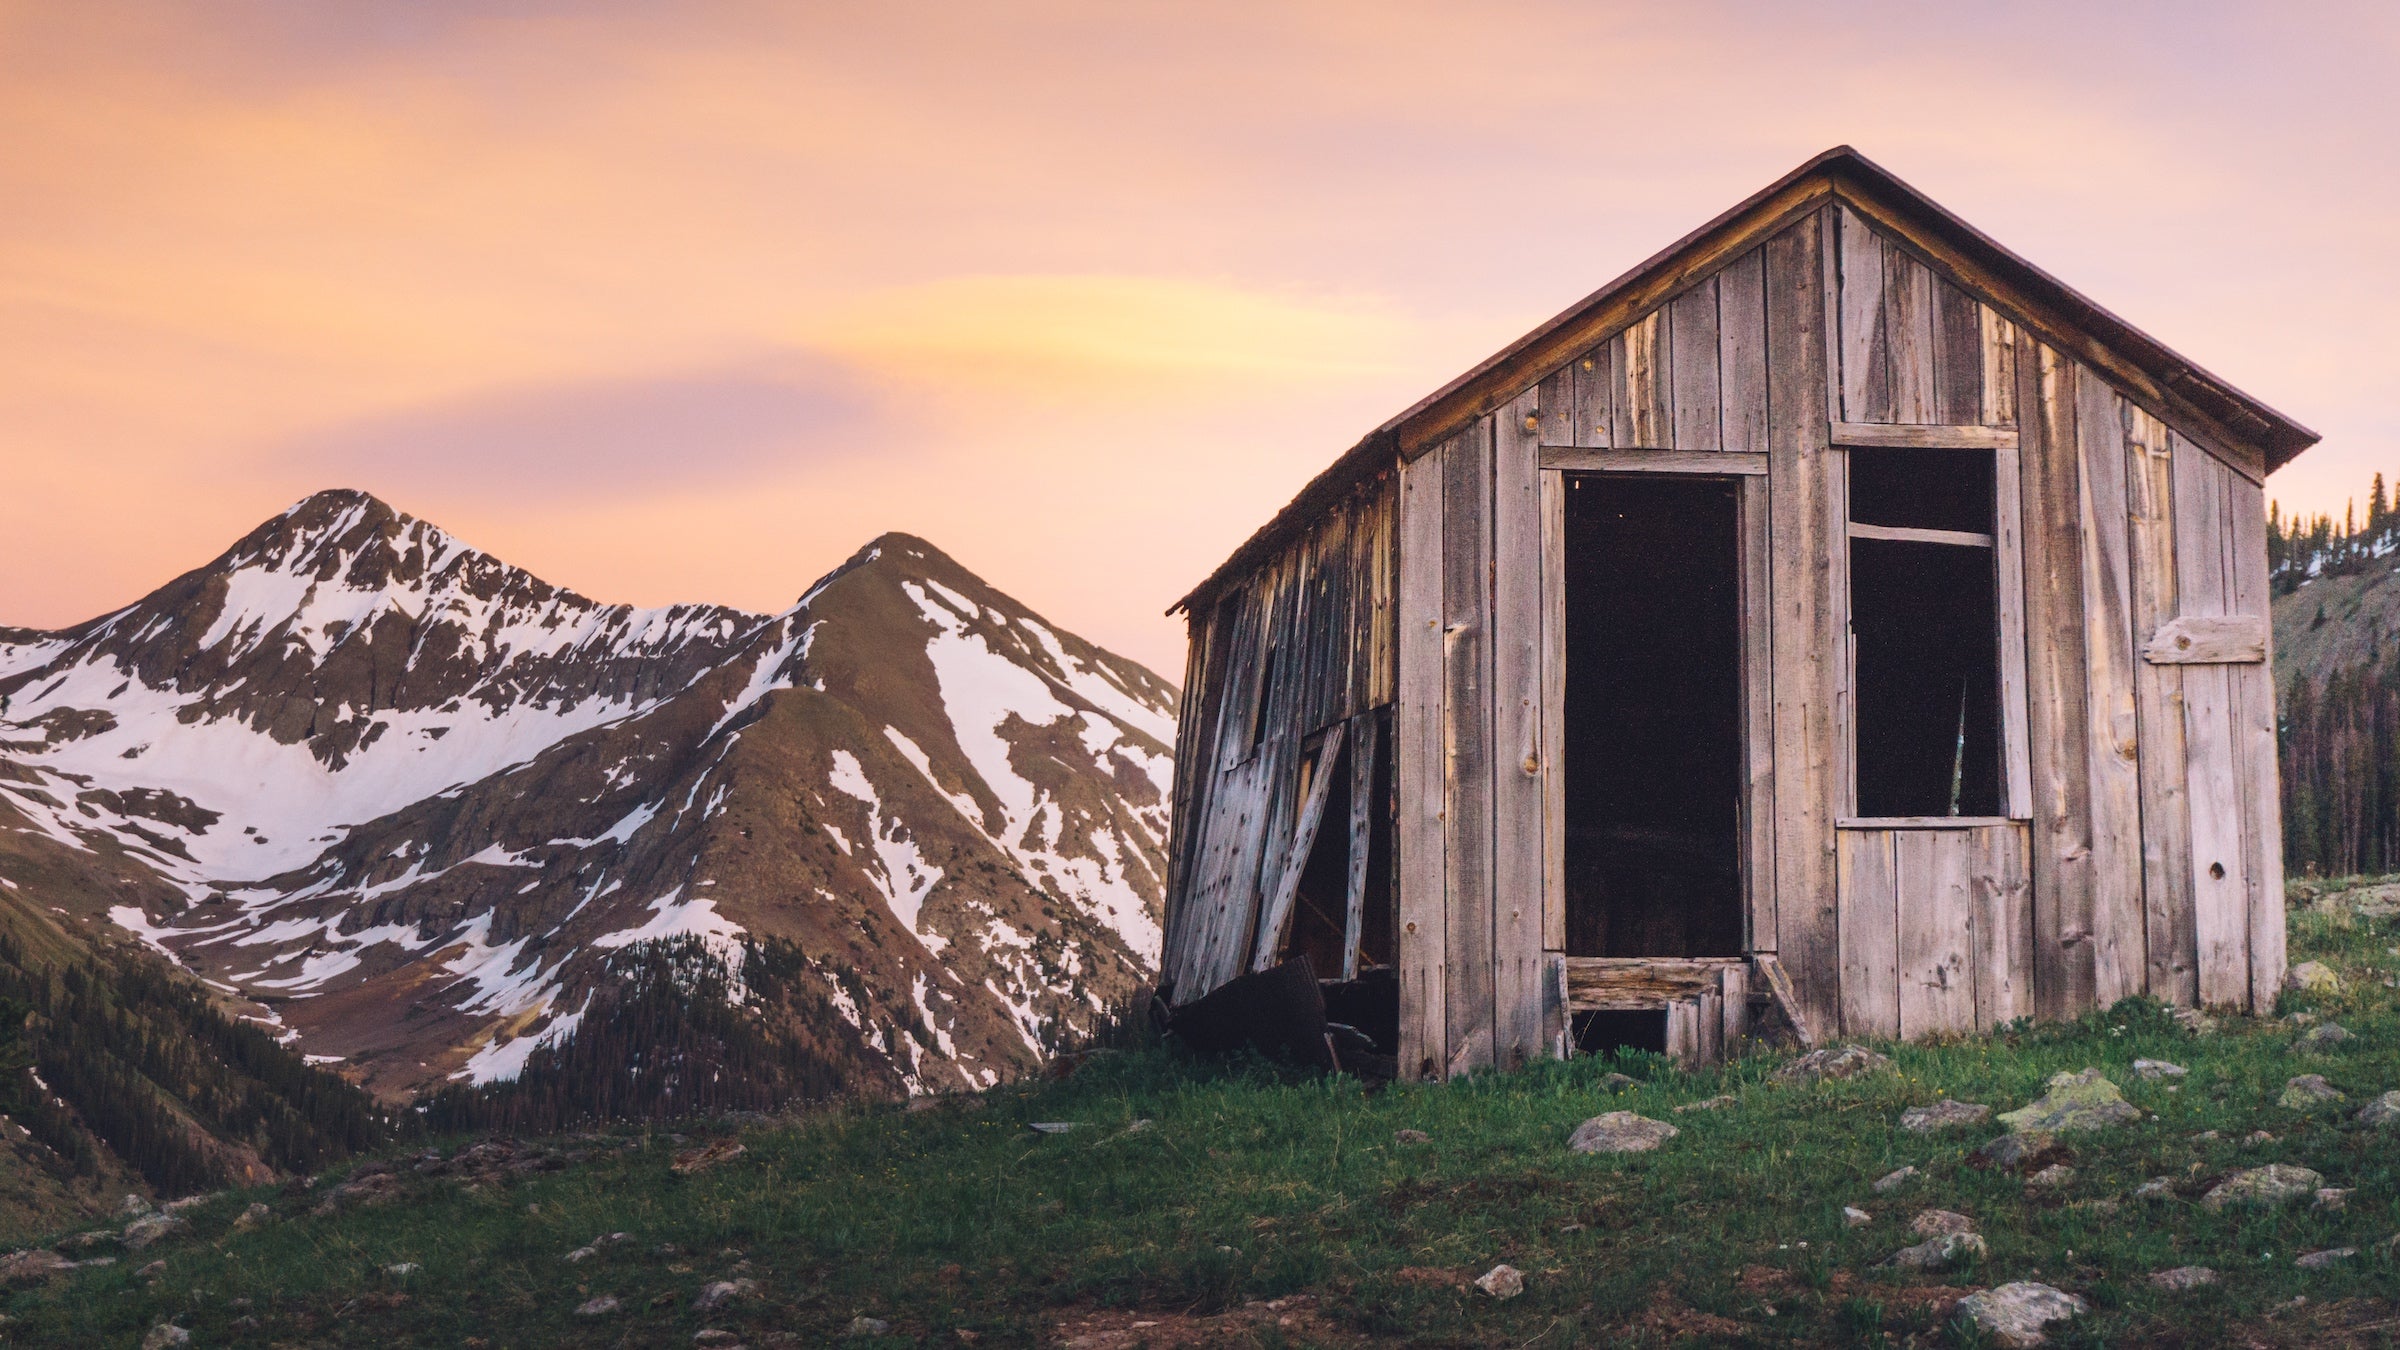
[1617,310,1672,448]
[1537,366,1576,447]
[1931,278,1983,425]
[1670,278,1723,451]
[1766,210,1843,1039]
[1897,830,1975,1037]
[1995,440,2036,819]
[1739,473,1777,954]
[1251,725,1347,972]
[1698,987,1723,1064]
[1835,205,1890,422]
[1573,349,1612,449]
[2222,466,2285,1010]
[2170,433,2244,1007]
[1883,242,1935,423]
[1718,247,1769,454]
[2018,340,2097,1021]
[1665,999,1697,1067]
[1838,829,1900,1038]
[1491,391,1547,1067]
[1979,307,2019,428]
[2077,367,2147,1010]
[1968,823,2034,1030]
[1443,415,1497,1073]
[1719,965,1749,1055]
[2124,403,2194,1007]
[1396,446,1449,1080]
[1540,469,1568,954]
[1343,712,1377,981]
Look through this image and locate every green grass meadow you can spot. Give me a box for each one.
[3,889,2396,1348]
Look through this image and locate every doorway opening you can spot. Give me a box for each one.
[1562,474,1745,971]
[1277,713,1397,1056]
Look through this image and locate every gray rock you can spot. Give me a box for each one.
[2131,1177,2175,1201]
[2294,1024,2353,1054]
[136,1259,166,1280]
[1997,1068,2142,1133]
[1900,1099,1991,1131]
[2281,1075,2347,1109]
[2244,1130,2278,1145]
[1872,1165,1919,1194]
[1393,1129,1430,1144]
[231,1202,271,1231]
[1598,1072,1636,1091]
[0,1250,71,1285]
[2132,1058,2186,1080]
[2148,1266,2217,1291]
[2296,1247,2356,1270]
[1567,1111,1678,1154]
[2170,1007,2220,1035]
[2355,1090,2400,1126]
[846,1316,891,1336]
[1673,1094,1735,1114]
[1843,1205,1872,1227]
[575,1296,621,1317]
[1910,1209,1974,1238]
[140,1325,190,1350]
[2201,1163,2324,1211]
[121,1213,187,1251]
[1027,1122,1078,1134]
[1773,1045,1894,1084]
[117,1194,152,1219]
[694,1278,758,1311]
[54,1230,117,1253]
[387,1262,421,1277]
[1956,1282,2087,1348]
[1883,1231,1984,1270]
[2026,1163,2075,1190]
[1971,1130,2070,1173]
[1474,1263,1524,1299]
[564,1246,597,1263]
[2285,961,2341,996]
[2314,1187,2352,1212]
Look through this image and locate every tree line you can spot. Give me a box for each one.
[2273,474,2400,877]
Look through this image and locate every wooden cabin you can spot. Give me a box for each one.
[1155,148,2321,1080]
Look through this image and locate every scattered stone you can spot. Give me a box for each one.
[846,1316,892,1337]
[564,1246,597,1263]
[1970,1130,2071,1173]
[1473,1263,1524,1299]
[121,1213,187,1251]
[671,1139,748,1173]
[313,1170,402,1215]
[139,1325,189,1350]
[2285,961,2341,996]
[1026,1123,1078,1135]
[2281,1075,2347,1109]
[1673,1095,1735,1114]
[2314,1187,2352,1212]
[2286,1011,2318,1026]
[1883,1231,1985,1271]
[387,1262,421,1277]
[575,1296,621,1317]
[54,1230,117,1253]
[2148,1266,2217,1291]
[2355,1090,2400,1126]
[2132,1177,2175,1201]
[136,1260,166,1279]
[231,1202,271,1231]
[160,1194,212,1215]
[117,1195,152,1219]
[694,1278,758,1311]
[1566,1111,1678,1154]
[1393,1129,1430,1144]
[1842,1206,1872,1227]
[2294,1024,2354,1054]
[2296,1247,2357,1270]
[2026,1163,2075,1191]
[1956,1282,2087,1348]
[1900,1099,1991,1131]
[2245,1130,2278,1145]
[1997,1068,2142,1133]
[1872,1165,1919,1194]
[2190,1129,2221,1142]
[596,1231,633,1247]
[2133,1058,2187,1080]
[1772,1045,1894,1084]
[2201,1163,2325,1211]
[1598,1072,1636,1091]
[2170,1007,2219,1035]
[1910,1209,1974,1239]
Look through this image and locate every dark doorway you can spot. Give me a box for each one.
[1279,713,1397,1054]
[1562,474,1744,959]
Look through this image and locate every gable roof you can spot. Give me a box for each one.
[1172,145,2317,616]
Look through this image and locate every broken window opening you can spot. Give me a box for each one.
[1247,647,1278,758]
[1847,447,2004,818]
[1279,712,1398,1055]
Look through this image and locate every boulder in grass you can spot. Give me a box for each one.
[1772,1045,1893,1085]
[1673,1095,1735,1114]
[2200,1163,2324,1211]
[2314,1187,2352,1212]
[2296,1247,2357,1270]
[2025,1163,2074,1191]
[2148,1266,2217,1291]
[121,1214,187,1251]
[0,1250,73,1286]
[1872,1166,1919,1194]
[847,1316,893,1336]
[1567,1112,1678,1154]
[1996,1069,2142,1133]
[2355,1090,2400,1127]
[1910,1210,1974,1239]
[2284,961,2341,997]
[2294,1023,2354,1054]
[1956,1282,2087,1348]
[1900,1099,1991,1132]
[1842,1206,1872,1228]
[1598,1072,1636,1091]
[694,1279,758,1311]
[1394,1129,1431,1144]
[1970,1130,2071,1174]
[139,1326,189,1350]
[574,1296,620,1317]
[2280,1075,2346,1110]
[1884,1231,1984,1271]
[2169,1007,2219,1036]
[1474,1264,1524,1299]
[2133,1058,2187,1080]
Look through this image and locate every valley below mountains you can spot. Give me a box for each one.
[0,490,1177,1136]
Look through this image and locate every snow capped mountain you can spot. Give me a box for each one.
[0,490,1176,1102]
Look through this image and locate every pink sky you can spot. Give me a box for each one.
[3,2,2393,677]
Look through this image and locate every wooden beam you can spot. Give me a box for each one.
[1250,723,1347,973]
[1340,712,1376,981]
[1846,523,1993,548]
[1839,816,2018,830]
[1395,445,1448,1080]
[1752,953,1816,1049]
[1540,448,1768,475]
[2142,614,2267,665]
[1830,421,2019,450]
[1563,958,1748,1012]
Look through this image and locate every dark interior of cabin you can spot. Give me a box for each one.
[1282,712,1398,1056]
[1847,447,2002,818]
[1562,473,1745,961]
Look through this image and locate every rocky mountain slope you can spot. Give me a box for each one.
[0,490,1177,1105]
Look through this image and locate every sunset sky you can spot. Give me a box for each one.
[3,1,2394,677]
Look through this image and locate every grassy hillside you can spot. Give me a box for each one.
[0,893,2392,1348]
